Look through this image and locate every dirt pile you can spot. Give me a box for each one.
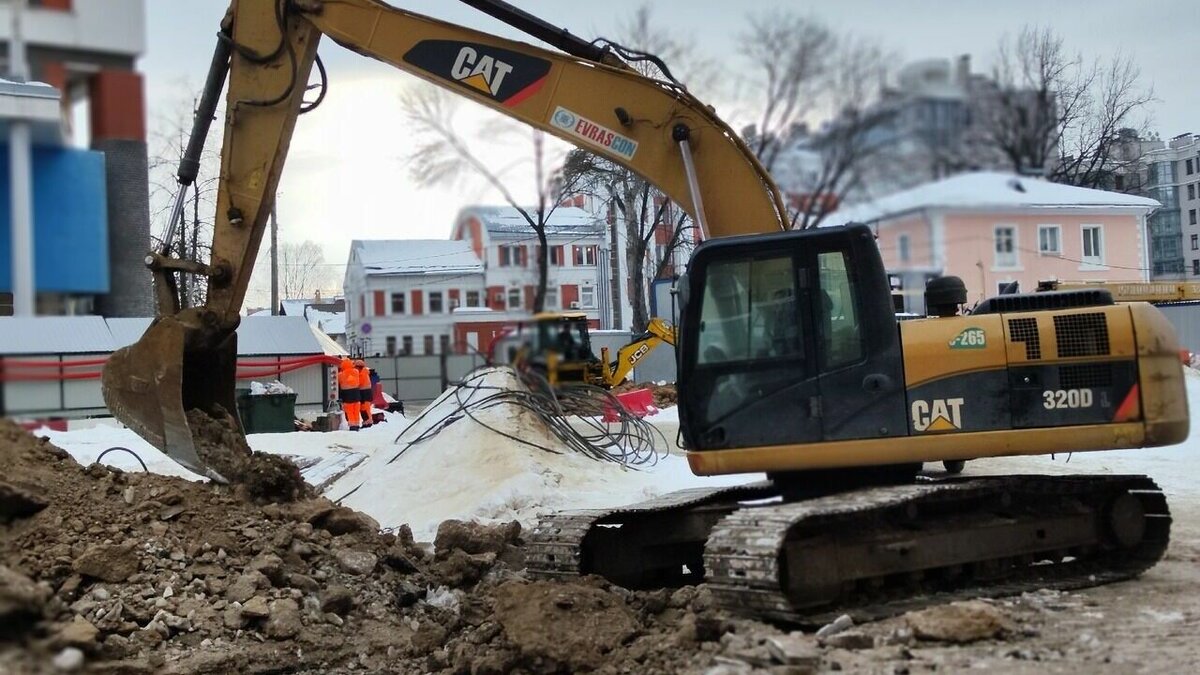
[186,407,309,501]
[1,419,1062,674]
[0,420,771,674]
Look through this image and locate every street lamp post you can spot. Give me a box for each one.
[9,0,35,316]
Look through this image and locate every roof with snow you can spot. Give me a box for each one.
[0,316,326,356]
[306,308,346,336]
[460,205,604,236]
[350,240,482,276]
[821,171,1161,227]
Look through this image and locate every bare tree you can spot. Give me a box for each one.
[737,11,835,173]
[741,23,893,229]
[981,26,1153,187]
[278,240,333,302]
[564,149,694,331]
[401,84,586,313]
[147,86,223,309]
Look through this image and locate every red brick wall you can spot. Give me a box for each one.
[89,70,146,142]
[561,285,579,310]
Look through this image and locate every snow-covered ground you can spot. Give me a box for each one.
[32,367,1200,542]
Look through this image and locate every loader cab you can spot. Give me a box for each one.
[677,224,908,451]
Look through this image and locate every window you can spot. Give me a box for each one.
[545,286,558,310]
[1081,226,1104,267]
[1193,260,1200,276]
[1189,184,1196,201]
[1191,209,1197,226]
[499,245,521,267]
[385,336,397,356]
[994,226,1017,267]
[423,335,434,355]
[439,334,451,354]
[573,245,597,266]
[697,255,800,365]
[897,235,910,263]
[507,288,522,310]
[1192,234,1198,251]
[580,285,596,308]
[818,251,864,369]
[1188,158,1196,175]
[550,246,563,266]
[1038,225,1061,254]
[466,290,480,307]
[429,291,444,313]
[391,292,405,314]
[401,336,413,355]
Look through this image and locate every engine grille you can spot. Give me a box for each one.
[1008,317,1041,360]
[1059,363,1114,389]
[1054,313,1110,358]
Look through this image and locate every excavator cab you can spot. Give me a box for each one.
[677,224,908,451]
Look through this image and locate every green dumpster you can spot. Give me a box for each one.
[235,389,297,434]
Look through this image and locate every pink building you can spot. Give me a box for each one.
[823,172,1160,313]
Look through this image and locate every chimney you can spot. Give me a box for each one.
[956,54,970,88]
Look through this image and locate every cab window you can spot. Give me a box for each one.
[697,256,801,365]
[817,251,863,368]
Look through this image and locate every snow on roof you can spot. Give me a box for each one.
[309,324,348,357]
[279,299,310,317]
[0,316,116,354]
[307,308,346,336]
[0,316,329,356]
[238,316,324,355]
[350,239,482,276]
[461,205,604,236]
[822,171,1161,227]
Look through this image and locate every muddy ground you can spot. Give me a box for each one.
[1,418,1196,674]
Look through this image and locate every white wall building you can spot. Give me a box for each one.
[452,205,608,325]
[343,240,485,356]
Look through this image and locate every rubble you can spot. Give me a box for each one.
[904,600,1015,643]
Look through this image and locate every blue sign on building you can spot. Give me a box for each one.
[0,145,109,294]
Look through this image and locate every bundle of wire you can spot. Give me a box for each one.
[388,366,665,468]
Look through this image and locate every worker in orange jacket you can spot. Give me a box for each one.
[356,359,374,427]
[337,357,361,431]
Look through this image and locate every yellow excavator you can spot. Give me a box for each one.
[1038,278,1200,304]
[506,312,675,388]
[103,0,1188,622]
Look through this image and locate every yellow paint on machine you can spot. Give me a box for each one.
[900,314,1006,388]
[686,423,1151,475]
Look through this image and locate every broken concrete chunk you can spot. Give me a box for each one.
[905,600,1014,643]
[815,614,853,640]
[240,596,270,619]
[72,543,139,583]
[335,549,378,576]
[766,633,821,668]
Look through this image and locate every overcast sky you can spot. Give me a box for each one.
[142,0,1198,305]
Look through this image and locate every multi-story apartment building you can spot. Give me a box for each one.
[1141,133,1200,279]
[452,204,608,324]
[342,240,485,357]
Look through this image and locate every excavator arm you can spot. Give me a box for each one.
[603,317,676,387]
[102,0,788,478]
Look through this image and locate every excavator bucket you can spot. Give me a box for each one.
[102,314,239,483]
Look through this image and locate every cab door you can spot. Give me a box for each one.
[680,249,823,449]
[809,229,908,441]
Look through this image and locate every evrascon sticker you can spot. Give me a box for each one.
[403,40,550,107]
[550,106,639,161]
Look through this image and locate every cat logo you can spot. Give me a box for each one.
[911,397,964,433]
[403,40,551,108]
[451,46,513,97]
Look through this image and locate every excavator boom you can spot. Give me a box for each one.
[102,0,786,477]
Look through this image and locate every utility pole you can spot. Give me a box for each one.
[270,200,280,315]
[9,0,35,316]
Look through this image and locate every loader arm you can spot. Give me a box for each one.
[605,317,676,386]
[102,0,788,478]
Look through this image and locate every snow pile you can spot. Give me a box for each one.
[326,368,751,540]
[248,380,295,395]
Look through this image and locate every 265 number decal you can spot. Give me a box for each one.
[1043,388,1094,409]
